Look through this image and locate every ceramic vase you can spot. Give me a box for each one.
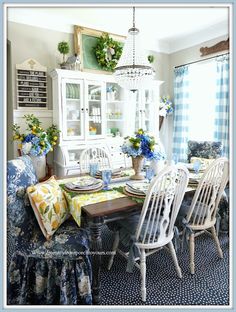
[30,155,46,180]
[131,156,145,180]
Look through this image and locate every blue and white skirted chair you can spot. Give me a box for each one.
[7,155,92,305]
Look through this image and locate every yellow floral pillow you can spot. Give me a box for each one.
[27,176,69,240]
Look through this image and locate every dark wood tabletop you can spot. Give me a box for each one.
[82,197,140,218]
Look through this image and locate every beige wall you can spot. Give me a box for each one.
[8,21,74,110]
[148,51,170,95]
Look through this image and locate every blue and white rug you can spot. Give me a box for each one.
[100,226,229,306]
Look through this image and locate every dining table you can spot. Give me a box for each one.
[58,167,200,305]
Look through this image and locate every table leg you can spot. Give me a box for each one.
[89,217,103,305]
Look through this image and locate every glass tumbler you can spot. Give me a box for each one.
[145,167,154,183]
[89,163,99,177]
[101,169,112,190]
[193,160,201,174]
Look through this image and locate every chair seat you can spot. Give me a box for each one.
[115,214,160,246]
[177,199,210,221]
[19,219,90,259]
[117,214,175,251]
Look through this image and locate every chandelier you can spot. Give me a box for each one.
[113,7,155,92]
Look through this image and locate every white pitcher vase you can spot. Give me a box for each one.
[30,155,46,180]
[151,159,165,176]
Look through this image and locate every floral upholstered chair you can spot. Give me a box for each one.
[7,155,92,305]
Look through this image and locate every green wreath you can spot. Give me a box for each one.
[94,33,123,71]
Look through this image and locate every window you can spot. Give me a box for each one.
[188,60,217,141]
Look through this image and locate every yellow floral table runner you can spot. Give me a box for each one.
[58,176,129,227]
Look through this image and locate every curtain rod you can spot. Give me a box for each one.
[174,52,229,69]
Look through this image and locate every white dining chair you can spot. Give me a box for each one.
[79,146,112,174]
[181,157,229,274]
[107,165,189,302]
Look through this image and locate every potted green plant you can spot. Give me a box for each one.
[148,55,155,63]
[57,41,70,69]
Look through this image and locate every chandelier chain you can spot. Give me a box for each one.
[133,7,135,28]
[132,7,135,66]
[113,6,155,91]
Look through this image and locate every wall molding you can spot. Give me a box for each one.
[14,109,53,118]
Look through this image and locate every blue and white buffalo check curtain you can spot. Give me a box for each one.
[172,65,190,162]
[214,54,229,158]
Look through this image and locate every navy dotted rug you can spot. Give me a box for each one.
[100,226,229,306]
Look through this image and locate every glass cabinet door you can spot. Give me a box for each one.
[143,89,154,132]
[134,91,142,132]
[86,82,105,138]
[106,82,125,137]
[134,89,154,132]
[62,79,84,140]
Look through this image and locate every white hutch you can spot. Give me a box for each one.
[50,69,162,176]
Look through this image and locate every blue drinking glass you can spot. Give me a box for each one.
[89,163,99,177]
[102,169,112,190]
[193,160,201,174]
[145,167,154,183]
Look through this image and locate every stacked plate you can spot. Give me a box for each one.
[95,169,122,179]
[188,172,202,187]
[64,177,103,193]
[124,181,150,198]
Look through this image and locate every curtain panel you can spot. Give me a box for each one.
[214,55,229,158]
[172,66,190,162]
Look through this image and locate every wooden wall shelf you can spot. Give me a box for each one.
[200,38,229,57]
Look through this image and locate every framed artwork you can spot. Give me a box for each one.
[74,25,125,74]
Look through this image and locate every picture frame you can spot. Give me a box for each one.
[74,25,125,74]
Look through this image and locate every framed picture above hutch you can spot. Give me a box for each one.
[16,58,48,109]
[74,25,125,74]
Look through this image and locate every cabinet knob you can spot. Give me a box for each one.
[85,108,89,113]
[81,108,84,112]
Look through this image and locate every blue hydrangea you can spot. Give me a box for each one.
[29,145,41,156]
[23,134,35,143]
[122,130,166,160]
[42,141,52,156]
[31,136,40,145]
[160,96,173,116]
[121,144,142,158]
